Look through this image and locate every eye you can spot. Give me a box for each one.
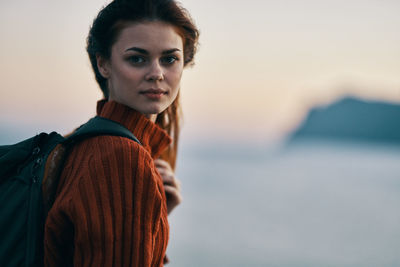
[161,56,179,65]
[128,55,145,64]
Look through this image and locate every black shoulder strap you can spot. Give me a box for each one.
[64,116,141,145]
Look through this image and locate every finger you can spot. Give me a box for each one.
[156,169,174,181]
[154,159,172,171]
[163,178,178,189]
[156,168,176,180]
[162,176,180,189]
[164,184,180,194]
[164,185,183,214]
[156,168,173,177]
[154,158,168,167]
[157,169,174,182]
[155,166,172,177]
[164,185,182,202]
[162,177,175,186]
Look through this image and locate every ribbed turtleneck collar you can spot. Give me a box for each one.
[96,100,172,159]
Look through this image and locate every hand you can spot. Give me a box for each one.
[154,159,182,214]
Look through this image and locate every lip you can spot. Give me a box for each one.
[139,88,168,100]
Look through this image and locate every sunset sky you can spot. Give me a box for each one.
[1,0,399,144]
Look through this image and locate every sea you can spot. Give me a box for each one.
[167,140,400,267]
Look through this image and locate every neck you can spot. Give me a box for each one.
[145,114,158,122]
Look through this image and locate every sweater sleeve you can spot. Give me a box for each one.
[68,136,169,267]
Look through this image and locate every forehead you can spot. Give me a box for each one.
[113,21,184,52]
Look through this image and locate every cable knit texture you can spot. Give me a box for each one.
[44,100,172,267]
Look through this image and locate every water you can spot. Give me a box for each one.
[168,141,400,267]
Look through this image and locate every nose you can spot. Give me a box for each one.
[145,60,164,81]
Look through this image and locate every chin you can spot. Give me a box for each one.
[141,105,168,116]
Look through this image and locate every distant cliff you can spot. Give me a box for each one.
[290,97,400,144]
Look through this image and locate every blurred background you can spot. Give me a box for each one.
[1,0,400,266]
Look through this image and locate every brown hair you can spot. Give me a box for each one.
[86,0,199,169]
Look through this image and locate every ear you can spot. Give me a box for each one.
[96,54,110,78]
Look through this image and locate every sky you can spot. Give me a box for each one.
[1,0,399,144]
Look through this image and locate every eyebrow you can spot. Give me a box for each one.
[125,47,181,55]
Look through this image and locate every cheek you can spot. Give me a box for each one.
[117,66,142,84]
[167,67,184,87]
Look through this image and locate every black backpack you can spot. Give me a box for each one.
[0,116,140,267]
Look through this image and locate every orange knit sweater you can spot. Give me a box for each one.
[44,100,172,267]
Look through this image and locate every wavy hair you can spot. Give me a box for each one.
[86,0,199,169]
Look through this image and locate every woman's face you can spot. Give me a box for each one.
[97,21,184,120]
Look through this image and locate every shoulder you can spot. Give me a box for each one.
[62,135,154,179]
[55,135,159,213]
[85,135,153,166]
[71,135,163,202]
[64,134,159,195]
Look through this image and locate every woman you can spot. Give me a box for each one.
[44,0,199,266]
